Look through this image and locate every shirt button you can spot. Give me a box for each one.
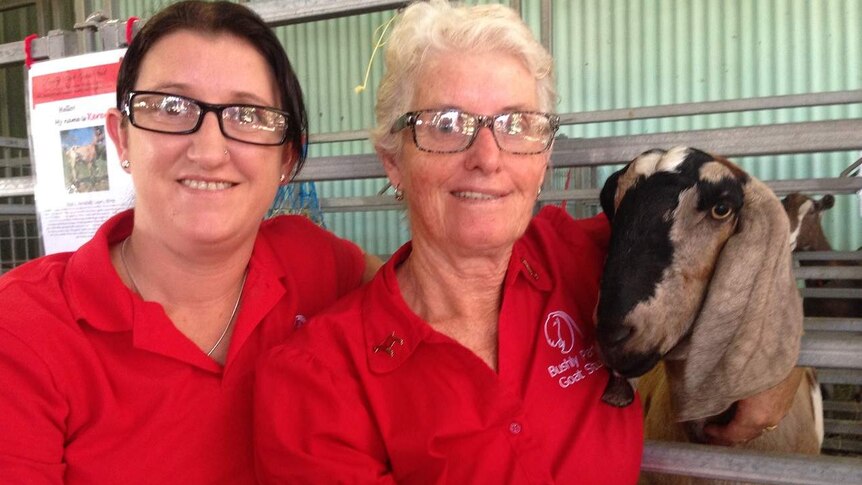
[509,422,522,435]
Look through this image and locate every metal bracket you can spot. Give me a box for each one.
[43,29,79,60]
[73,11,109,52]
[73,11,109,32]
[99,19,137,49]
[840,156,862,178]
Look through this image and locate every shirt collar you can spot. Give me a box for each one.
[506,233,553,293]
[363,227,553,374]
[64,209,287,370]
[363,242,432,374]
[65,209,135,332]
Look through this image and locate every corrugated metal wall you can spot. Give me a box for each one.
[546,0,861,251]
[275,11,405,257]
[110,0,862,254]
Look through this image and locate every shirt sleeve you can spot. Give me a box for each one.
[254,343,396,484]
[263,216,367,310]
[329,232,366,298]
[0,328,66,484]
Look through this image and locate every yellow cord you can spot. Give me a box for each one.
[355,13,397,94]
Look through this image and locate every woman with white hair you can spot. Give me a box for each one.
[256,2,640,482]
[255,1,802,482]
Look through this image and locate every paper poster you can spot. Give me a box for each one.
[28,48,132,254]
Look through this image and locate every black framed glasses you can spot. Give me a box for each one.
[391,109,560,155]
[123,91,289,146]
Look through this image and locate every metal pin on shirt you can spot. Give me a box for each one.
[521,258,539,280]
[373,332,404,357]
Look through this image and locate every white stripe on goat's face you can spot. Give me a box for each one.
[781,193,834,252]
[656,145,690,172]
[787,199,814,250]
[597,148,746,377]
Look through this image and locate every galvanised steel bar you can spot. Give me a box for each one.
[641,440,862,485]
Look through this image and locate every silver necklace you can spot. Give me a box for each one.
[120,237,247,357]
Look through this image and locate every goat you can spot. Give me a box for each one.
[781,193,862,318]
[596,147,822,485]
[63,127,107,192]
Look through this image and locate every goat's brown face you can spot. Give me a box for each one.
[782,193,834,251]
[596,148,746,377]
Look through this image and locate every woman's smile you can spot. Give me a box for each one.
[179,178,237,191]
[451,190,505,201]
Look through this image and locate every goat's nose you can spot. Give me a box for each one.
[605,326,633,346]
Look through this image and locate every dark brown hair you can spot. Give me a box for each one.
[116,0,308,174]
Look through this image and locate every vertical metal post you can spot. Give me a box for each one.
[0,65,7,142]
[34,0,47,34]
[49,0,62,31]
[45,29,78,59]
[540,0,552,52]
[9,212,18,268]
[72,0,90,52]
[99,0,119,19]
[536,0,554,207]
[73,0,88,23]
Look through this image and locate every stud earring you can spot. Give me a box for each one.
[121,159,130,169]
[224,149,229,157]
[279,173,286,183]
[394,184,404,201]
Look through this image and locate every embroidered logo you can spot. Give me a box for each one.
[543,310,582,354]
[542,310,604,389]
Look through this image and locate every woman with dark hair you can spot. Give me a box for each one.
[0,1,377,483]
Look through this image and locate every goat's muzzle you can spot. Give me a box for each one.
[597,320,661,377]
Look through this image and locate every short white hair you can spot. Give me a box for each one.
[371,0,557,157]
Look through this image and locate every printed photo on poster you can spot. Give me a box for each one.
[60,125,108,193]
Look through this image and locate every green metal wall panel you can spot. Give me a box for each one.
[548,0,861,250]
[275,10,405,257]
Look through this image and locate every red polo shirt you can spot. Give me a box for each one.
[255,206,643,484]
[0,209,364,484]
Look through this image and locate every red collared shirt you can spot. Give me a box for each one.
[0,209,364,484]
[255,206,643,484]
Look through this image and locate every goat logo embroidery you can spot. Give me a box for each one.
[543,311,582,354]
[544,311,604,389]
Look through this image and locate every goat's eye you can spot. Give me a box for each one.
[711,203,733,219]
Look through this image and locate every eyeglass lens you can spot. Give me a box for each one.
[128,92,287,145]
[412,110,556,154]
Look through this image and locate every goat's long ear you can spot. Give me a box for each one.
[817,194,835,212]
[667,176,804,422]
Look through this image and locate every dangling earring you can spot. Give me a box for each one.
[537,185,542,199]
[121,159,130,169]
[394,184,404,201]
